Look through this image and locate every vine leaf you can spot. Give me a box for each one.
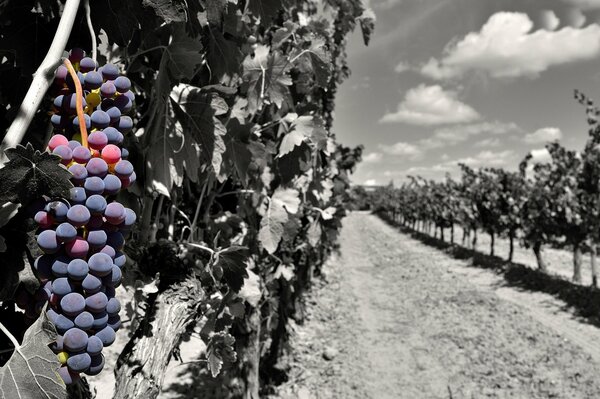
[243,45,292,114]
[258,188,299,253]
[0,144,72,204]
[247,0,286,21]
[293,36,331,87]
[207,26,243,84]
[168,25,205,80]
[142,0,187,24]
[223,119,266,186]
[278,115,327,157]
[0,311,66,398]
[215,245,249,292]
[272,187,300,214]
[206,332,237,377]
[238,269,261,307]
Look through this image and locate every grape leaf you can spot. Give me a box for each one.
[142,0,187,23]
[243,45,292,114]
[272,187,300,214]
[0,310,66,398]
[293,36,331,87]
[206,332,236,377]
[223,120,266,186]
[0,144,73,204]
[90,0,143,46]
[258,198,287,254]
[307,220,321,247]
[206,26,243,84]
[215,246,249,292]
[168,24,204,80]
[238,269,261,307]
[247,0,285,21]
[278,115,325,157]
[358,8,376,46]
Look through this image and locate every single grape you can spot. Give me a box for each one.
[101,144,121,164]
[88,131,108,151]
[104,202,125,225]
[69,48,86,63]
[51,334,64,352]
[52,278,73,296]
[119,208,137,231]
[34,255,54,281]
[72,146,92,164]
[106,297,120,316]
[68,140,81,150]
[67,259,89,281]
[79,57,96,72]
[46,308,59,324]
[46,201,69,222]
[63,328,88,352]
[107,315,121,331]
[114,160,133,178]
[101,63,119,80]
[51,255,71,277]
[114,95,132,113]
[60,93,87,113]
[88,253,113,277]
[58,366,80,384]
[124,90,135,102]
[66,71,85,92]
[84,176,105,195]
[55,314,75,334]
[67,204,91,227]
[120,147,129,159]
[85,194,107,215]
[105,286,116,299]
[53,145,73,165]
[100,98,115,111]
[121,171,136,188]
[86,354,105,376]
[56,222,77,243]
[65,236,89,259]
[91,312,108,330]
[114,251,126,268]
[74,311,94,330]
[60,292,86,317]
[48,134,69,151]
[87,230,107,249]
[100,82,116,98]
[114,76,131,93]
[103,174,122,195]
[86,292,108,313]
[55,65,68,86]
[86,158,108,178]
[116,116,133,132]
[69,187,87,204]
[37,230,59,254]
[91,110,110,129]
[82,274,102,294]
[51,114,67,128]
[99,245,116,259]
[68,164,88,185]
[34,211,53,228]
[86,91,101,109]
[72,114,92,131]
[86,336,103,356]
[95,326,116,346]
[84,71,103,90]
[105,106,122,124]
[107,265,122,287]
[67,352,91,372]
[107,231,125,250]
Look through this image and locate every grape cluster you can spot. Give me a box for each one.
[33,49,136,384]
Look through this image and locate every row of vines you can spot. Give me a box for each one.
[368,91,600,288]
[0,0,374,398]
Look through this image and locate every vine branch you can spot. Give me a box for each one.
[0,0,82,164]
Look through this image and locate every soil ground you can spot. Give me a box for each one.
[273,212,600,399]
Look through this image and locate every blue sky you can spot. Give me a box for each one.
[332,0,600,185]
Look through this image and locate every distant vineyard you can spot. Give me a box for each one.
[366,90,600,288]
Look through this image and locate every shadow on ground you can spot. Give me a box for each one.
[377,213,600,328]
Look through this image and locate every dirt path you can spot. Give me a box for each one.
[273,212,600,399]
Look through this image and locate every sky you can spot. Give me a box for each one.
[332,0,600,185]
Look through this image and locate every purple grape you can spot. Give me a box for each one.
[67,204,91,227]
[55,65,68,85]
[106,297,120,316]
[72,114,91,131]
[86,336,103,356]
[52,278,73,296]
[74,311,94,330]
[60,293,86,317]
[114,160,133,178]
[68,140,81,150]
[119,208,136,232]
[108,265,122,287]
[105,107,121,124]
[51,114,67,128]
[91,110,110,129]
[58,366,80,384]
[88,253,113,277]
[88,131,108,151]
[69,187,87,204]
[37,230,59,254]
[34,211,52,228]
[104,202,125,225]
[65,237,89,259]
[120,147,129,159]
[56,222,77,243]
[107,315,121,331]
[84,71,103,90]
[79,57,96,72]
[101,63,119,80]
[86,354,105,376]
[87,230,107,249]
[51,256,70,278]
[64,328,88,351]
[46,308,59,324]
[34,255,53,281]
[100,82,116,98]
[84,176,105,195]
[114,251,126,268]
[68,164,88,185]
[67,352,91,372]
[55,314,75,334]
[82,274,102,294]
[86,292,108,313]
[50,334,64,352]
[53,145,73,165]
[95,326,116,346]
[86,194,108,215]
[92,312,108,330]
[103,174,122,195]
[66,71,85,92]
[114,76,131,93]
[46,201,69,222]
[124,90,135,102]
[86,158,108,178]
[67,259,89,281]
[114,95,132,113]
[69,48,86,63]
[116,116,133,132]
[73,146,92,164]
[107,231,124,249]
[56,93,86,113]
[99,245,116,259]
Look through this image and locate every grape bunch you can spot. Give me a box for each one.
[32,48,136,384]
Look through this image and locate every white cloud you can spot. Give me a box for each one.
[455,150,515,167]
[394,61,410,73]
[529,148,552,163]
[379,84,480,125]
[364,179,378,186]
[523,127,562,143]
[379,142,423,159]
[566,7,587,28]
[421,12,600,80]
[539,10,560,30]
[362,152,383,163]
[417,121,519,149]
[474,137,501,147]
[560,0,600,10]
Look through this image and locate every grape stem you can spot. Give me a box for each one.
[63,58,89,148]
[0,0,82,165]
[84,0,97,63]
